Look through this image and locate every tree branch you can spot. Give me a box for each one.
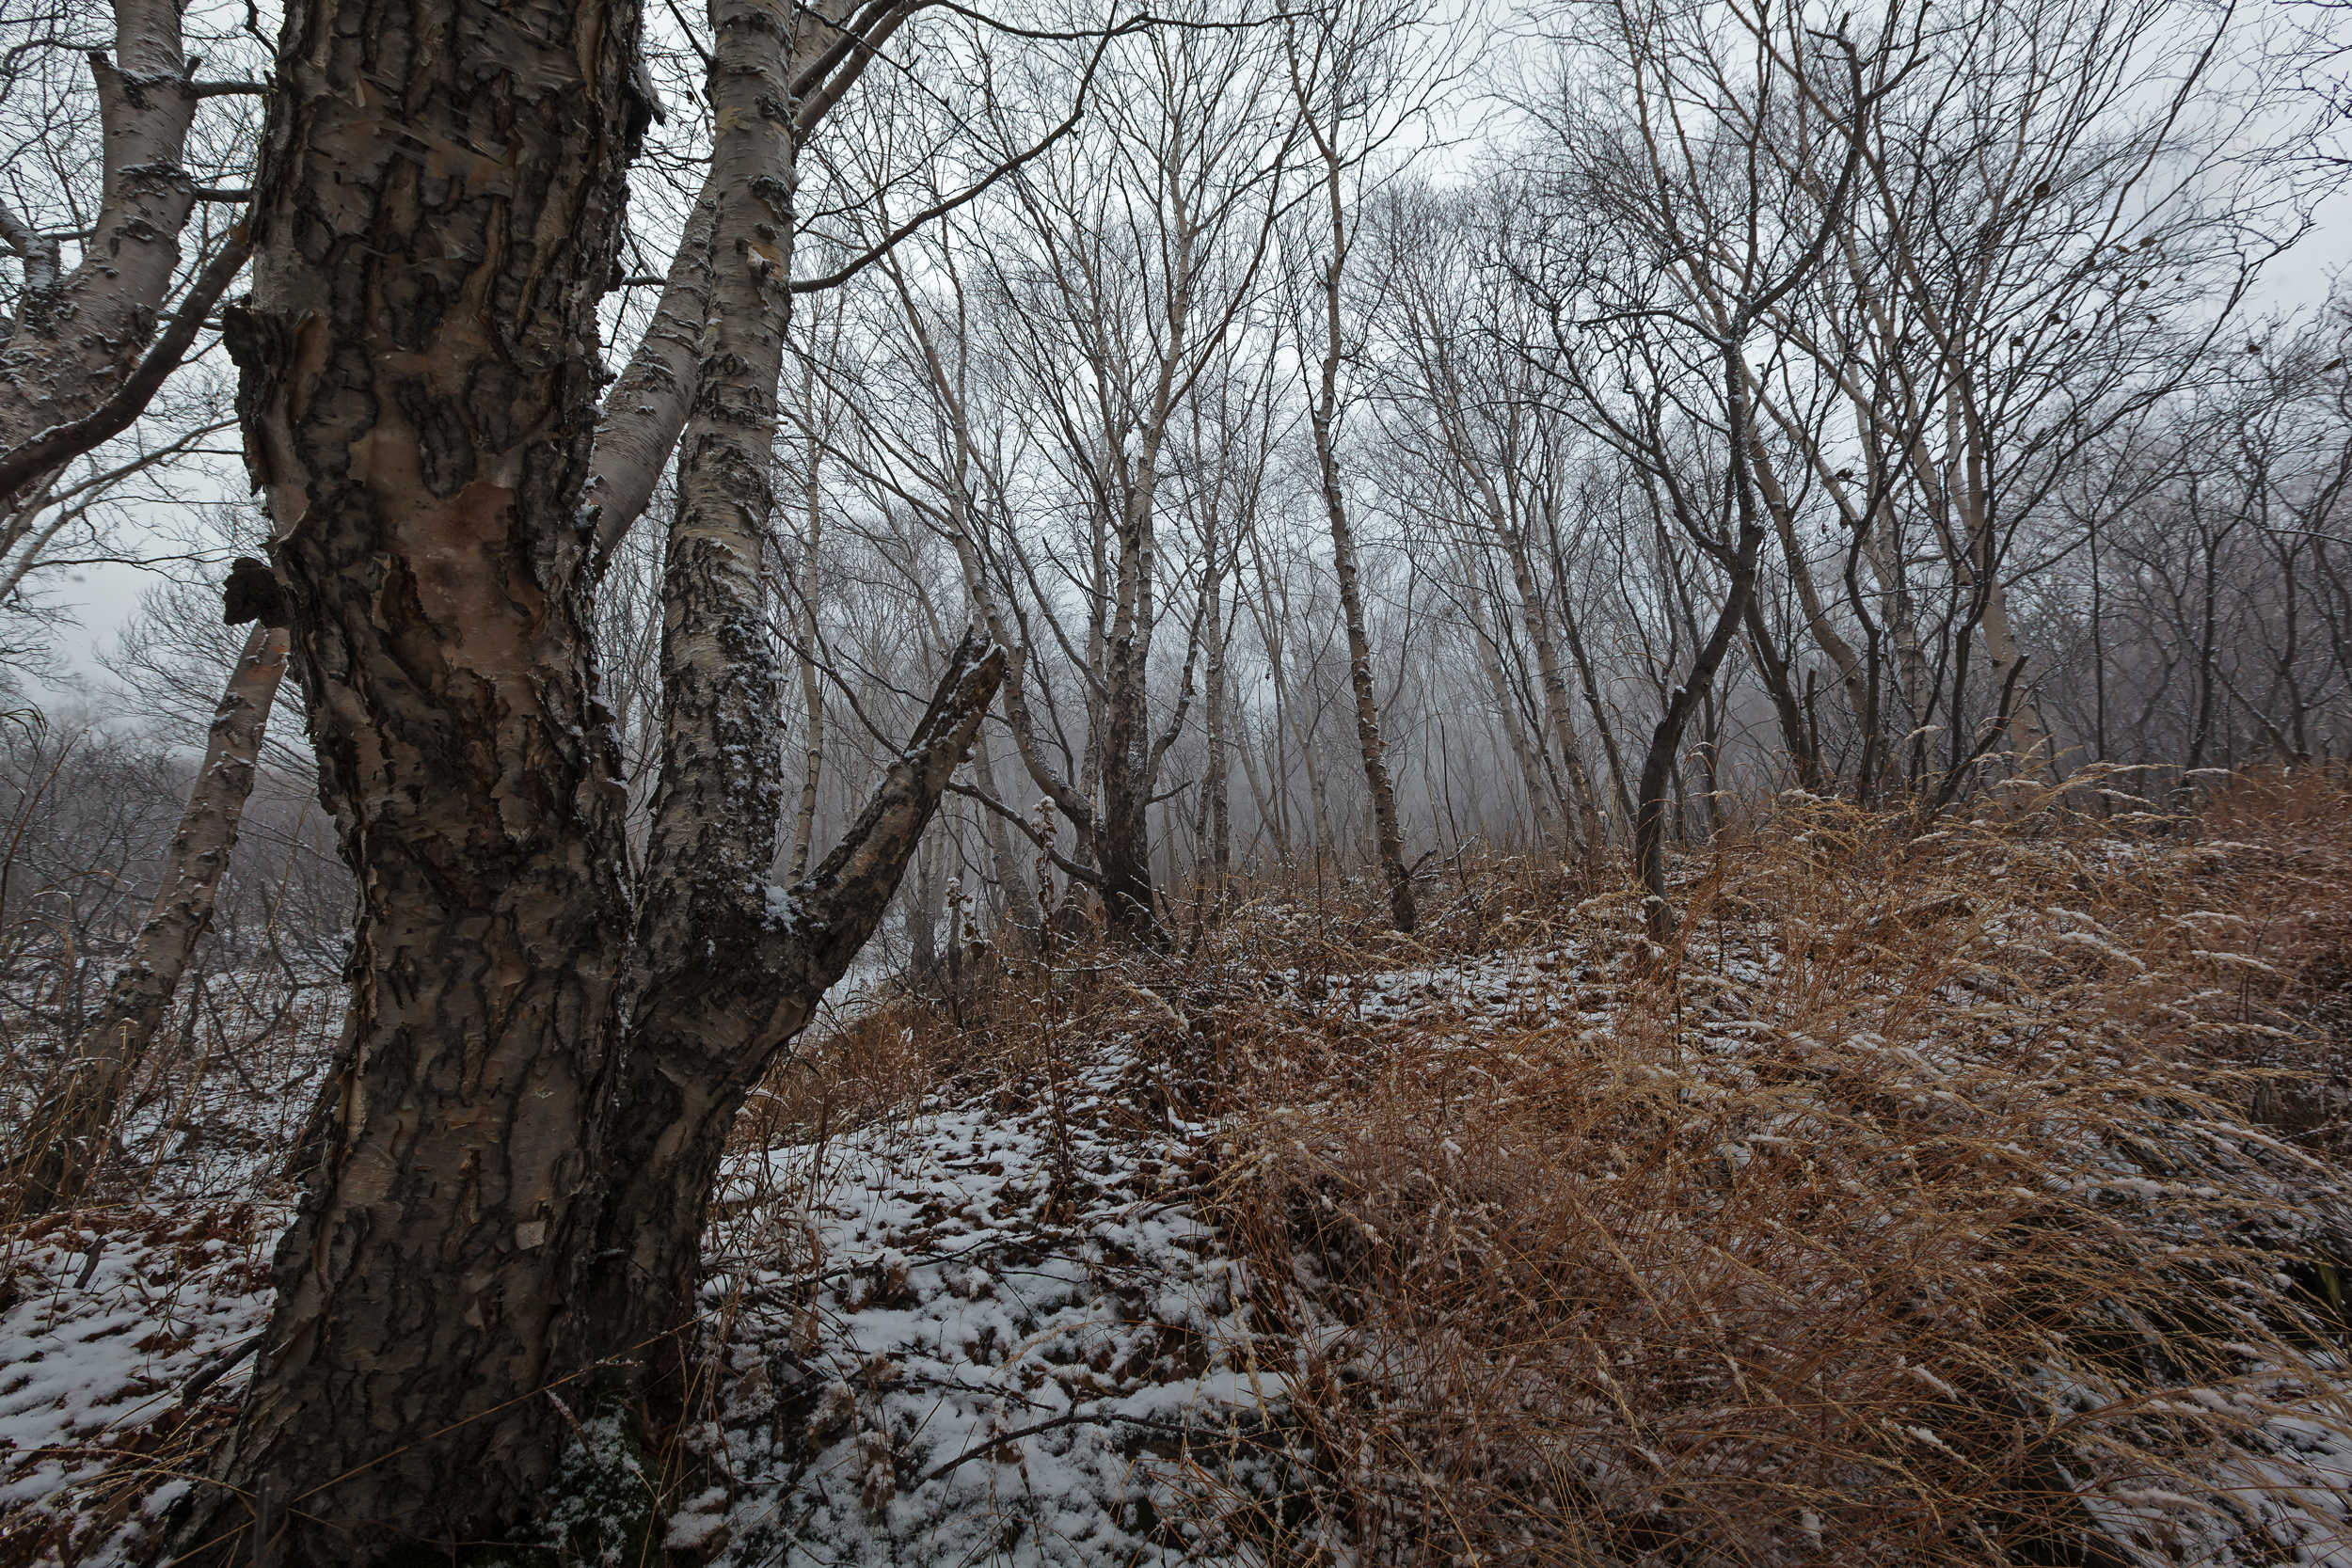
[0,235,250,506]
[791,24,1120,293]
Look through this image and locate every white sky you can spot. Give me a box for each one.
[24,0,2349,719]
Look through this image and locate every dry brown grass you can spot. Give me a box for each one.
[7,768,2349,1566]
[717,768,2352,1565]
[1156,767,2352,1566]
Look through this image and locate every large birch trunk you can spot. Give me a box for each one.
[13,624,290,1214]
[169,0,643,1552]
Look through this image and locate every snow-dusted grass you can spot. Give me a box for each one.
[680,1054,1262,1565]
[4,765,2350,1566]
[0,1206,278,1566]
[1180,771,2352,1566]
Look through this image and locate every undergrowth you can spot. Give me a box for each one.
[6,765,2351,1565]
[778,765,2352,1565]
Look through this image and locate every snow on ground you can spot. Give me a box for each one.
[688,1042,1266,1567]
[6,908,2352,1564]
[0,1204,279,1565]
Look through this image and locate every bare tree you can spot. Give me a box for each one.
[1514,0,1871,937]
[1280,0,1433,932]
[163,0,1012,1553]
[11,619,288,1212]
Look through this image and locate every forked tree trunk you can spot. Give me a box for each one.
[14,623,290,1214]
[575,0,1007,1407]
[0,0,203,478]
[583,639,1002,1399]
[167,0,644,1554]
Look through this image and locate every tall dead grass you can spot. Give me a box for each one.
[8,766,2349,1566]
[1166,768,2352,1565]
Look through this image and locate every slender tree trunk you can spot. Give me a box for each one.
[1741,593,1821,791]
[586,188,720,574]
[1555,579,1635,832]
[1746,414,1869,744]
[1203,594,1232,882]
[1295,695,1336,856]
[575,0,1007,1406]
[1499,517,1602,854]
[1234,696,1285,860]
[789,434,827,879]
[968,725,1034,953]
[15,625,290,1213]
[174,0,644,1549]
[1456,535,1555,843]
[1307,209,1414,930]
[909,824,943,980]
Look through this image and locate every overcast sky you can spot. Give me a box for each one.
[24,0,2349,723]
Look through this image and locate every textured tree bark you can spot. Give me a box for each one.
[167,0,644,1553]
[13,624,290,1214]
[584,638,1003,1401]
[0,0,204,484]
[573,0,1007,1411]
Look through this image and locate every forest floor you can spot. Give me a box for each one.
[7,769,2352,1566]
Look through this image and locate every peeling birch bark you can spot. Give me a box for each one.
[168,0,644,1550]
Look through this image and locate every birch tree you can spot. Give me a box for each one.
[161,0,1016,1554]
